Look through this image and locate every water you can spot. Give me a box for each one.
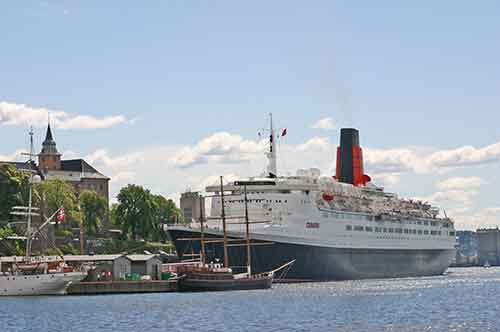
[1,267,499,332]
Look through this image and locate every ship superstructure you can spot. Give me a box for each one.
[168,117,456,280]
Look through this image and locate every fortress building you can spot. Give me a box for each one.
[37,123,110,201]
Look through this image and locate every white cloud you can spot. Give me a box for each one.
[364,142,500,175]
[371,172,401,186]
[364,148,424,174]
[169,132,266,168]
[311,117,336,130]
[437,176,483,191]
[111,171,136,184]
[428,143,500,170]
[0,149,28,162]
[297,137,330,151]
[421,190,479,206]
[453,207,500,230]
[0,101,128,130]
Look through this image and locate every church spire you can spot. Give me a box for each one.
[38,119,61,171]
[41,123,59,154]
[44,123,55,144]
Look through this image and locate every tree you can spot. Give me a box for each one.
[79,190,107,236]
[35,179,77,228]
[114,185,182,241]
[0,164,30,222]
[115,185,153,240]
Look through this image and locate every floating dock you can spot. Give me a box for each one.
[67,279,178,295]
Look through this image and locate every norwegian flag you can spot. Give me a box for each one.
[57,207,65,223]
[281,128,287,137]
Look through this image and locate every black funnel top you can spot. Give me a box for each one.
[338,128,360,185]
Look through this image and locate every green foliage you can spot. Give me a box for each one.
[0,225,16,239]
[0,164,30,222]
[79,190,107,236]
[35,179,77,228]
[114,185,181,241]
[109,203,119,226]
[0,225,24,256]
[54,229,73,238]
[58,243,79,255]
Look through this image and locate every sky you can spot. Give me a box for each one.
[1,1,499,230]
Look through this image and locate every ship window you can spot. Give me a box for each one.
[346,225,352,231]
[424,221,429,226]
[417,221,422,225]
[431,231,438,235]
[395,228,403,234]
[383,228,388,233]
[431,221,438,227]
[374,227,382,233]
[412,229,417,234]
[365,227,373,232]
[424,230,429,235]
[388,228,394,233]
[404,229,409,234]
[354,226,364,231]
[418,230,423,235]
[449,231,455,236]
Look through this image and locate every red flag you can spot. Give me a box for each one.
[57,207,65,223]
[281,128,287,137]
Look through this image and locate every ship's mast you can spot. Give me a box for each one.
[267,113,277,178]
[199,196,206,264]
[25,127,35,260]
[219,176,229,268]
[243,185,251,276]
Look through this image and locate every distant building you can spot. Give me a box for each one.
[477,228,500,266]
[180,191,205,223]
[455,231,479,266]
[38,123,110,200]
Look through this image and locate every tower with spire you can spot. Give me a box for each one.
[38,123,62,171]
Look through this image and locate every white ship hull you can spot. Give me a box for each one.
[0,272,85,296]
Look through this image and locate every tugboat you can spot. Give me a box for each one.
[0,128,86,296]
[175,177,294,292]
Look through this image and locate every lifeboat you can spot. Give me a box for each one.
[322,193,334,202]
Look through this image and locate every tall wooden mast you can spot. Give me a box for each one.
[244,185,251,276]
[199,196,206,264]
[220,176,229,268]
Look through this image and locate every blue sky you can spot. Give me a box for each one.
[1,1,499,229]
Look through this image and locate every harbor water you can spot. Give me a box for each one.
[2,267,500,332]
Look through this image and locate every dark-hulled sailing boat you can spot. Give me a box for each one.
[176,177,294,292]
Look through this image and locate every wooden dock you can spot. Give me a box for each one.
[67,279,179,295]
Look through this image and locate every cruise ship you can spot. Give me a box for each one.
[168,117,457,280]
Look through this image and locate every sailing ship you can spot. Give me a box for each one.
[174,177,294,292]
[168,115,456,281]
[0,128,86,296]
